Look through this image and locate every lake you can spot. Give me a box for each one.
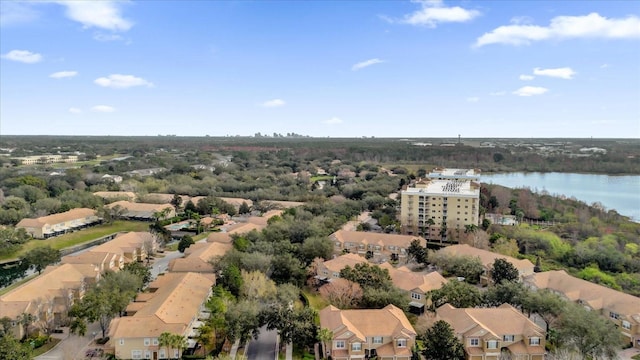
[482,172,640,222]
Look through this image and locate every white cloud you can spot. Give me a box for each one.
[68,107,82,114]
[600,63,610,68]
[50,70,78,79]
[519,74,535,81]
[399,0,480,27]
[489,91,506,96]
[94,74,153,89]
[475,13,640,47]
[93,33,124,42]
[0,1,39,26]
[1,49,42,63]
[466,97,480,103]
[533,67,576,79]
[352,58,384,71]
[55,0,132,32]
[323,117,343,125]
[91,105,116,113]
[261,99,286,108]
[513,86,549,97]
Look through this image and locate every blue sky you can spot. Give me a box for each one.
[1,0,639,138]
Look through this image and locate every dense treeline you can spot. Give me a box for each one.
[481,184,640,295]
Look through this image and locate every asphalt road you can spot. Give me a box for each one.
[149,247,184,279]
[246,326,278,360]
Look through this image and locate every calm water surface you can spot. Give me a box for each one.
[482,172,640,222]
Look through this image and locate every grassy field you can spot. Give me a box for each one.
[310,175,333,182]
[0,221,150,261]
[32,338,61,357]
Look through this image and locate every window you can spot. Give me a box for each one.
[333,272,339,278]
[470,338,479,346]
[610,312,620,320]
[352,342,361,351]
[397,339,407,347]
[373,336,383,344]
[119,339,125,345]
[144,350,151,359]
[335,340,345,349]
[487,340,498,349]
[411,292,422,300]
[131,350,143,359]
[152,338,159,345]
[503,335,514,342]
[529,337,540,346]
[622,321,631,330]
[173,349,179,359]
[159,349,166,359]
[144,338,151,346]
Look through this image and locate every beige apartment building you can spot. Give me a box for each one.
[427,168,480,181]
[106,201,175,221]
[11,154,79,165]
[400,177,480,241]
[330,230,426,262]
[106,272,215,359]
[379,263,448,313]
[168,242,232,273]
[437,303,546,360]
[315,253,369,282]
[319,304,417,360]
[524,270,640,348]
[16,208,101,239]
[0,263,100,338]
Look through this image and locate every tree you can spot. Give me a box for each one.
[317,328,333,360]
[122,261,152,288]
[0,334,32,360]
[483,281,527,308]
[556,302,623,360]
[20,246,61,274]
[300,236,333,264]
[407,239,428,265]
[220,265,243,296]
[340,263,392,290]
[262,305,317,349]
[170,194,183,212]
[491,258,519,284]
[240,270,276,301]
[422,320,465,360]
[239,201,251,215]
[430,281,483,309]
[521,290,566,335]
[17,313,33,339]
[178,235,195,253]
[224,300,261,343]
[159,332,174,358]
[318,278,363,309]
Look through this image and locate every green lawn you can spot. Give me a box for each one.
[310,175,333,182]
[0,273,38,296]
[632,354,640,360]
[0,221,150,261]
[32,338,61,356]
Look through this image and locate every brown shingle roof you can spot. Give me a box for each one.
[379,263,448,293]
[110,272,214,338]
[331,230,426,248]
[93,191,136,200]
[91,232,154,259]
[322,253,368,273]
[525,270,640,322]
[16,208,96,228]
[168,242,232,272]
[106,201,173,213]
[437,303,544,339]
[319,304,416,342]
[439,244,534,273]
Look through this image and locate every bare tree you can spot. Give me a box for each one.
[319,278,363,309]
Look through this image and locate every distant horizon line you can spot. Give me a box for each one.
[1,134,639,140]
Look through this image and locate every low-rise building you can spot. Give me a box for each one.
[90,232,157,263]
[16,208,101,239]
[0,263,100,338]
[379,263,448,313]
[11,154,78,165]
[437,303,546,360]
[62,251,124,273]
[316,253,369,282]
[438,244,535,285]
[319,304,417,360]
[93,191,137,201]
[106,272,215,359]
[106,201,175,221]
[330,230,426,262]
[524,270,640,348]
[168,242,232,273]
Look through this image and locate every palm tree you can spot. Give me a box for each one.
[158,332,173,358]
[317,328,333,359]
[171,334,188,359]
[425,218,435,241]
[18,313,34,340]
[464,224,479,247]
[196,324,214,356]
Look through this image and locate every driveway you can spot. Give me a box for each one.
[149,248,184,279]
[246,326,278,360]
[619,347,640,360]
[35,322,102,360]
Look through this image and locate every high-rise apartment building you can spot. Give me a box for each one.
[400,169,480,241]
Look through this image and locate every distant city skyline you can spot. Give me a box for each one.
[1,1,639,138]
